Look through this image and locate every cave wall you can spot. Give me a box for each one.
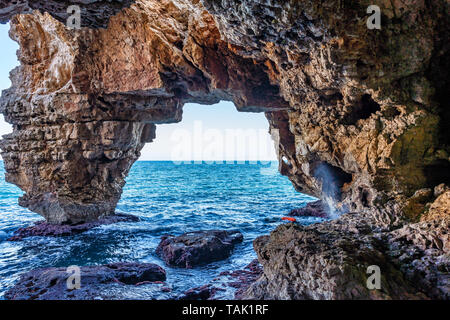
[0,0,448,226]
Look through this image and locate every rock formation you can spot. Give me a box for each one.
[8,212,139,240]
[5,262,166,300]
[289,200,328,218]
[0,0,448,299]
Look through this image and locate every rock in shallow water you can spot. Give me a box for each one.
[242,214,450,300]
[7,213,140,241]
[5,262,166,300]
[156,230,244,268]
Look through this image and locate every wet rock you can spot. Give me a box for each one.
[8,213,139,241]
[177,284,225,300]
[242,215,449,300]
[219,259,264,299]
[5,262,166,300]
[289,201,328,219]
[0,1,448,227]
[178,259,263,300]
[156,230,243,268]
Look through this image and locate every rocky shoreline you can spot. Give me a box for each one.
[7,213,140,241]
[288,200,329,219]
[0,0,448,300]
[242,214,449,300]
[156,230,244,268]
[5,228,253,300]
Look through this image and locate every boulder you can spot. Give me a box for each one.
[5,262,166,300]
[156,230,243,268]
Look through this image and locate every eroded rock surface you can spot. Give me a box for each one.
[289,200,328,218]
[178,259,263,300]
[0,0,448,225]
[242,216,449,300]
[5,262,166,300]
[156,230,243,268]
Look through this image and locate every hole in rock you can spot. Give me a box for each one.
[343,94,381,125]
[359,187,372,208]
[0,24,319,300]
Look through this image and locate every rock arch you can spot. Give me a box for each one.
[0,0,448,227]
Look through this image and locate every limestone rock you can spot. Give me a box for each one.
[0,0,449,301]
[0,0,447,225]
[242,215,449,300]
[0,0,135,28]
[289,200,328,218]
[5,262,166,300]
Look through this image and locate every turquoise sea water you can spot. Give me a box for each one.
[0,161,319,299]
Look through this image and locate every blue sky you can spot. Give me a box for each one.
[0,23,276,161]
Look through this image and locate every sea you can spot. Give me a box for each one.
[0,161,321,299]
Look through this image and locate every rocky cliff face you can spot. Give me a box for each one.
[0,0,448,299]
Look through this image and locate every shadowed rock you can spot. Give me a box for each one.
[289,200,328,219]
[5,262,166,300]
[156,230,243,268]
[8,213,139,241]
[0,0,135,28]
[177,284,226,300]
[0,0,448,227]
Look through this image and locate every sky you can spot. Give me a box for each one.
[0,23,277,161]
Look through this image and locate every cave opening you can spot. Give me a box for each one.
[313,162,353,202]
[343,94,381,125]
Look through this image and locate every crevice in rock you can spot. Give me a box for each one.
[342,94,381,125]
[313,162,352,202]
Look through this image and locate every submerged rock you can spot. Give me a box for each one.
[8,213,140,241]
[156,230,243,268]
[5,262,166,300]
[289,200,329,219]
